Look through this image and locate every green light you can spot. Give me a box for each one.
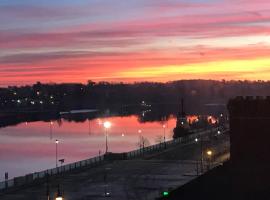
[163,191,169,197]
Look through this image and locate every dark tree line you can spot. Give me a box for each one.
[0,80,270,113]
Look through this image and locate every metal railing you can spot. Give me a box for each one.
[0,155,104,191]
[126,127,227,159]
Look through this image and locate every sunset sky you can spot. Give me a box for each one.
[1,0,270,86]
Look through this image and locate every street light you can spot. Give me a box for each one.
[138,129,142,149]
[103,121,111,154]
[55,140,59,168]
[50,121,53,140]
[207,150,212,156]
[206,150,213,170]
[162,124,166,149]
[88,119,91,135]
[104,167,111,197]
[55,185,63,200]
[56,196,63,200]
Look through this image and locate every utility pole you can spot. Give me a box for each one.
[200,133,204,173]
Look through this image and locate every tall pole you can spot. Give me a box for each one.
[138,129,142,152]
[50,121,53,140]
[46,173,50,200]
[200,134,203,173]
[55,139,59,168]
[105,129,108,154]
[163,124,166,149]
[103,121,111,154]
[88,119,91,135]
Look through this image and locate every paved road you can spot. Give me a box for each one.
[0,133,229,200]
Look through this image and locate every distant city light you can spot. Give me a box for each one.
[195,138,198,142]
[207,116,218,124]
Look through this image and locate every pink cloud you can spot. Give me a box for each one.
[1,8,270,51]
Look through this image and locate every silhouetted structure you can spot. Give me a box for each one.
[228,96,270,197]
[159,96,270,200]
[173,99,190,138]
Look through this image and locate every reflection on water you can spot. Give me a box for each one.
[0,101,227,181]
[0,115,176,180]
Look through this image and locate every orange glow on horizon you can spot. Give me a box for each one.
[116,58,270,82]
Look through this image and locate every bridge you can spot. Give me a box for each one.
[0,127,229,200]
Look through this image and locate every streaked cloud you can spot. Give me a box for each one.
[1,0,270,85]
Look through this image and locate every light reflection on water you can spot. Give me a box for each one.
[0,115,176,180]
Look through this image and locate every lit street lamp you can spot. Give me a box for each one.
[138,129,142,149]
[207,150,212,156]
[55,140,59,168]
[206,150,213,170]
[104,167,111,197]
[162,124,166,149]
[50,121,53,140]
[55,184,63,200]
[103,121,111,154]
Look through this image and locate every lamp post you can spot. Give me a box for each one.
[55,184,63,200]
[138,129,142,149]
[55,140,59,168]
[88,119,91,135]
[200,134,204,173]
[162,124,166,149]
[206,150,213,170]
[50,121,53,140]
[103,121,111,154]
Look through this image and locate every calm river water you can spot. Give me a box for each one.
[0,114,177,180]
